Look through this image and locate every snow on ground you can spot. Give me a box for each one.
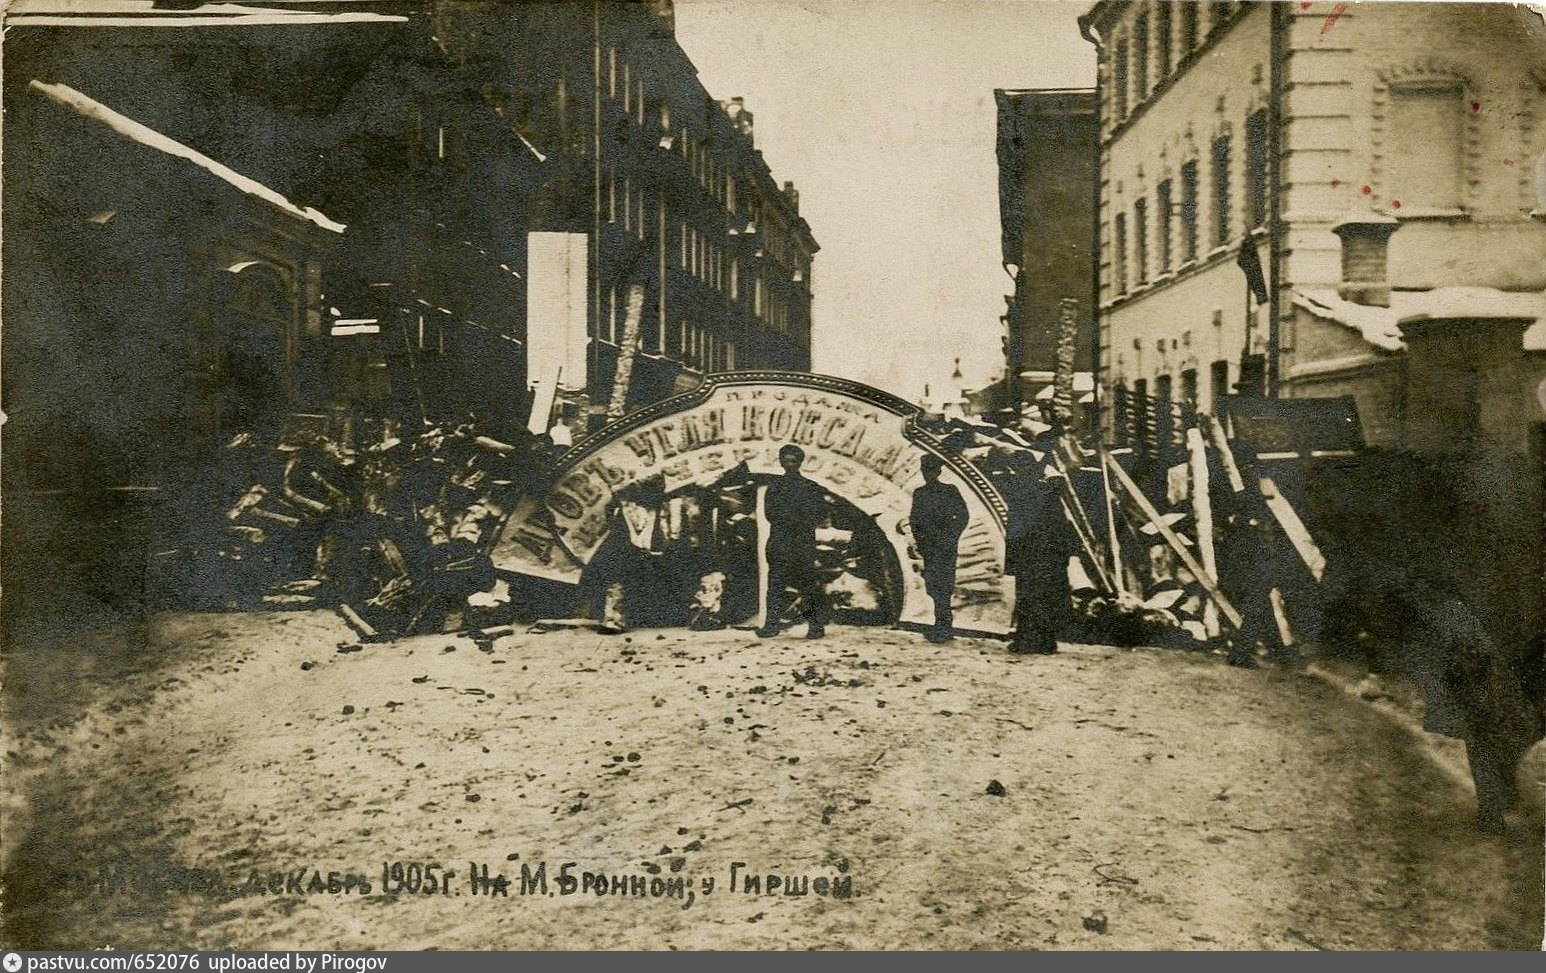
[3,611,1542,950]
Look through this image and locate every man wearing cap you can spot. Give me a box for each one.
[910,454,969,642]
[758,444,830,639]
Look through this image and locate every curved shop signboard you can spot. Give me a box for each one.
[492,372,1013,634]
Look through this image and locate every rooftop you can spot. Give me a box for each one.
[1294,286,1546,353]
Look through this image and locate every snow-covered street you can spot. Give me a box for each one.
[4,612,1541,949]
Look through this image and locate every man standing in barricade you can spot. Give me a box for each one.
[1006,445,1079,655]
[909,453,969,643]
[1219,493,1298,669]
[757,444,830,640]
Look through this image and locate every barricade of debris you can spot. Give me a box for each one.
[206,411,557,640]
[915,410,1271,654]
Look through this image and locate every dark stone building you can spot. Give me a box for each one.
[425,0,816,419]
[994,88,1098,415]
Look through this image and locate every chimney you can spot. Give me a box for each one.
[782,180,799,213]
[1332,206,1401,307]
[645,0,675,35]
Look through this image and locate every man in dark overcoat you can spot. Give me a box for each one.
[910,453,969,642]
[758,444,830,639]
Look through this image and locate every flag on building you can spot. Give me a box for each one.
[1237,236,1269,305]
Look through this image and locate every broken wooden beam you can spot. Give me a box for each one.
[338,603,378,640]
[1187,427,1221,638]
[1204,414,1247,494]
[1258,475,1327,583]
[1104,451,1243,630]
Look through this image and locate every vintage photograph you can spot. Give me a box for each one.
[2,0,1543,952]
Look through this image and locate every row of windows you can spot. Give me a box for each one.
[676,320,731,372]
[681,223,736,296]
[602,159,806,306]
[606,45,790,249]
[1111,2,1239,125]
[605,168,646,240]
[602,285,740,373]
[1108,76,1488,298]
[1111,111,1267,295]
[607,47,648,128]
[1115,359,1231,412]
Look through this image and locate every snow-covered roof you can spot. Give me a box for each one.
[30,79,346,234]
[1294,287,1546,353]
[7,1,406,27]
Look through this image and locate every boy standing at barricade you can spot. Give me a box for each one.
[909,454,969,643]
[757,445,830,639]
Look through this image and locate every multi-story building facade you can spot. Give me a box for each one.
[2,0,816,635]
[1080,1,1546,447]
[429,0,817,417]
[994,88,1098,416]
[4,0,815,437]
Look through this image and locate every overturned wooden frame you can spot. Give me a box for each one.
[1103,452,1244,631]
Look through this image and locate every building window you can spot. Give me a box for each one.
[623,62,631,114]
[1114,39,1129,121]
[1181,368,1198,408]
[609,288,618,343]
[608,48,617,99]
[654,287,665,353]
[1134,377,1150,444]
[1180,160,1199,262]
[1211,134,1231,248]
[1133,13,1150,106]
[1114,211,1128,294]
[1134,197,1149,285]
[1157,179,1174,273]
[725,341,736,371]
[1245,109,1268,229]
[1386,83,1465,212]
[1157,3,1173,80]
[1211,359,1230,409]
[730,259,739,300]
[1180,1,1198,55]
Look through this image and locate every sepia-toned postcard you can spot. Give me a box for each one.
[2,0,1542,952]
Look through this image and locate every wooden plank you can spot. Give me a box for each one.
[338,603,378,640]
[1104,452,1243,630]
[1047,449,1115,595]
[1098,445,1127,595]
[1258,475,1327,582]
[1187,427,1221,638]
[1269,587,1296,647]
[1205,414,1246,494]
[1060,493,1116,596]
[526,362,561,435]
